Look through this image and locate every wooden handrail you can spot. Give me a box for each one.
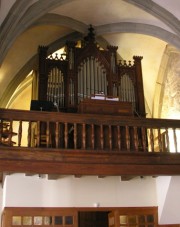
[0,108,179,127]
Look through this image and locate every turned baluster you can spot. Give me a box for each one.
[100,124,104,150]
[55,122,59,148]
[36,121,40,147]
[74,123,77,149]
[165,128,170,152]
[173,128,178,153]
[8,120,13,146]
[149,128,154,152]
[91,124,95,149]
[125,125,130,151]
[18,120,22,147]
[46,121,50,147]
[133,126,138,151]
[141,127,147,152]
[27,121,32,147]
[157,128,162,152]
[64,123,68,149]
[0,121,3,144]
[109,125,112,150]
[82,123,86,149]
[117,125,121,151]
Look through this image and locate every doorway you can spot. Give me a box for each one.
[78,211,109,227]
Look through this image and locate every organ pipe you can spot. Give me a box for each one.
[77,57,108,101]
[118,74,136,109]
[47,67,65,109]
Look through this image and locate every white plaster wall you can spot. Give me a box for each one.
[157,176,180,225]
[156,176,171,222]
[3,174,157,208]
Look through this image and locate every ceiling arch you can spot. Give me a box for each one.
[125,0,180,35]
[1,0,179,65]
[96,23,180,48]
[32,14,180,49]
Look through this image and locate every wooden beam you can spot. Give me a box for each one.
[121,176,135,181]
[48,174,62,180]
[1,147,180,176]
[74,175,82,178]
[0,172,3,183]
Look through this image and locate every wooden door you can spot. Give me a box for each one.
[78,211,109,227]
[108,211,116,227]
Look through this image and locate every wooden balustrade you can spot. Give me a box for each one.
[0,108,179,153]
[0,108,180,176]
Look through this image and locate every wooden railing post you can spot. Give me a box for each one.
[173,128,178,153]
[55,122,59,148]
[117,125,121,151]
[27,121,32,147]
[149,128,154,152]
[46,121,50,147]
[64,123,68,149]
[125,125,130,151]
[141,127,147,152]
[18,120,22,147]
[165,128,170,152]
[158,128,162,152]
[109,125,112,150]
[8,120,13,146]
[100,124,104,150]
[82,123,86,149]
[133,126,138,151]
[74,123,77,149]
[91,124,95,150]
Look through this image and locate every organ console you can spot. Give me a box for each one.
[78,98,133,116]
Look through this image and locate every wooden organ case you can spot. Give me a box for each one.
[33,26,146,150]
[36,26,146,117]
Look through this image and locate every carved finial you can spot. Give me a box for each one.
[84,25,95,44]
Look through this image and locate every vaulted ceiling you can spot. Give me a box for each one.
[0,0,180,117]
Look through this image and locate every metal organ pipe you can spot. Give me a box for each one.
[119,74,136,109]
[47,67,65,109]
[90,56,94,95]
[113,83,117,97]
[93,58,96,93]
[83,60,86,99]
[94,59,98,93]
[77,57,108,102]
[86,58,89,97]
[69,79,75,105]
[111,52,116,74]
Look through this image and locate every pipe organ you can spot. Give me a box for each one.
[35,26,146,117]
